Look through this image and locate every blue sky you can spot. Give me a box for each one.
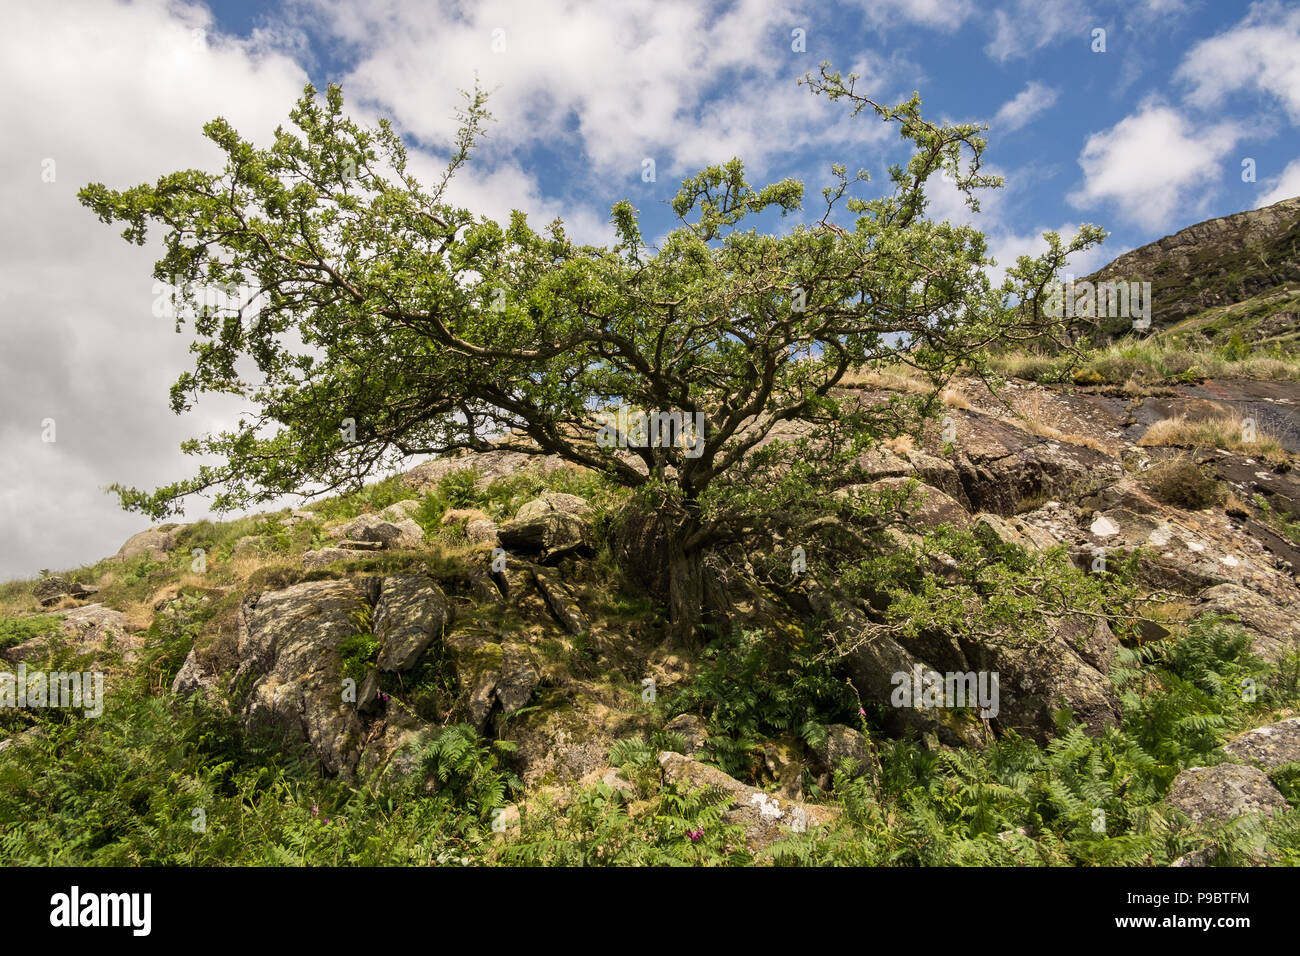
[1,0,1298,580]
[195,0,1298,272]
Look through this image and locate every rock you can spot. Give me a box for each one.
[1171,848,1220,867]
[495,644,539,714]
[1164,764,1289,826]
[339,539,384,551]
[497,512,593,562]
[860,477,971,531]
[302,547,355,571]
[380,500,422,522]
[115,525,184,563]
[356,669,381,714]
[172,647,222,699]
[966,615,1120,743]
[658,751,839,851]
[663,714,709,755]
[531,568,588,635]
[402,449,569,493]
[4,604,142,668]
[972,513,1057,552]
[285,509,317,526]
[32,577,72,607]
[465,519,499,545]
[814,724,877,779]
[1223,718,1300,772]
[515,492,593,521]
[337,515,424,550]
[373,574,451,672]
[1194,583,1300,663]
[231,579,371,776]
[947,412,1112,515]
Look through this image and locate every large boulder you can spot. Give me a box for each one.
[115,525,184,563]
[336,515,424,550]
[1164,764,1289,825]
[1223,718,1300,772]
[229,579,371,776]
[497,512,593,562]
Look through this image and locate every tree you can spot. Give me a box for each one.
[80,64,1102,645]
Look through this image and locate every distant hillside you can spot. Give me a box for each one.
[1085,196,1300,347]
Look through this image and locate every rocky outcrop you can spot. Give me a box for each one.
[31,577,98,607]
[1085,195,1300,334]
[231,579,372,776]
[403,450,569,493]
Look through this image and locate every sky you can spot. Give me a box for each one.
[1,0,1298,582]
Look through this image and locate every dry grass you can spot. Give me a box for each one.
[1137,413,1287,461]
[882,434,916,455]
[940,387,972,410]
[840,365,933,394]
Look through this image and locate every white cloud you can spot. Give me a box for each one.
[1257,157,1300,207]
[1067,103,1241,230]
[292,0,832,180]
[0,0,310,580]
[992,82,1059,132]
[985,0,1089,63]
[1176,0,1300,123]
[848,0,976,32]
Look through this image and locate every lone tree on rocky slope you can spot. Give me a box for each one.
[80,64,1102,644]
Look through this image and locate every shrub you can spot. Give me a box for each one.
[1141,458,1225,509]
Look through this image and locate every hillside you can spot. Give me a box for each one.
[3,360,1300,865]
[1084,196,1300,346]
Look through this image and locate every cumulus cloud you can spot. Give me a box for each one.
[1175,0,1300,124]
[1257,157,1300,207]
[287,0,852,181]
[992,82,1059,132]
[1067,102,1241,230]
[0,0,313,580]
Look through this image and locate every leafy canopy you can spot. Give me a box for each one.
[80,64,1102,533]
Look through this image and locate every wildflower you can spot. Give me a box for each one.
[858,707,866,717]
[311,805,319,817]
[686,827,703,843]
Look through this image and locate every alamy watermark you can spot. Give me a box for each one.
[595,405,705,458]
[1,664,104,718]
[890,665,999,719]
[1043,276,1152,330]
[152,274,263,322]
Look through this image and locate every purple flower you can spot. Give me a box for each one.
[686,827,703,843]
[858,708,866,717]
[311,805,319,817]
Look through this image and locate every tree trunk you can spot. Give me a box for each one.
[666,542,705,650]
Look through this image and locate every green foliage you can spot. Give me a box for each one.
[338,631,380,685]
[665,627,859,780]
[496,780,751,866]
[0,614,60,654]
